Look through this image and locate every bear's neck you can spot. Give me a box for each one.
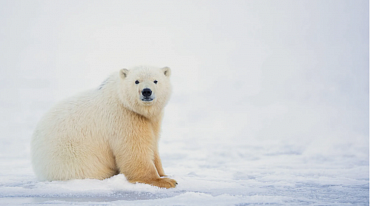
[126,103,164,120]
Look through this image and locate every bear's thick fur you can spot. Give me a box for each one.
[31,66,177,188]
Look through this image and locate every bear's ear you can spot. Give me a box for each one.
[162,67,171,77]
[120,68,129,79]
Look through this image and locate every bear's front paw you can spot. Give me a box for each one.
[150,178,177,189]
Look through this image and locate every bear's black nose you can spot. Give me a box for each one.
[142,88,152,97]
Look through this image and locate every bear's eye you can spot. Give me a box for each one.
[135,80,139,84]
[154,80,158,84]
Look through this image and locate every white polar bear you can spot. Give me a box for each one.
[31,66,177,188]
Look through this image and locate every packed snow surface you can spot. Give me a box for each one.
[0,0,368,205]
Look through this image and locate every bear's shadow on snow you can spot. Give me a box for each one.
[21,190,187,203]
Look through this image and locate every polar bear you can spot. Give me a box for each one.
[31,66,177,188]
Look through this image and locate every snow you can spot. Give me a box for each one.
[0,0,368,205]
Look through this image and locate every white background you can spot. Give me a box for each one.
[0,0,368,205]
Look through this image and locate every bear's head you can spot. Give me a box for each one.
[118,66,172,118]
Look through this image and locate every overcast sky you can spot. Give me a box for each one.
[0,1,368,155]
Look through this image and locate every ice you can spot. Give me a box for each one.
[0,0,368,205]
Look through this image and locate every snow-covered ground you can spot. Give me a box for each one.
[0,0,368,205]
